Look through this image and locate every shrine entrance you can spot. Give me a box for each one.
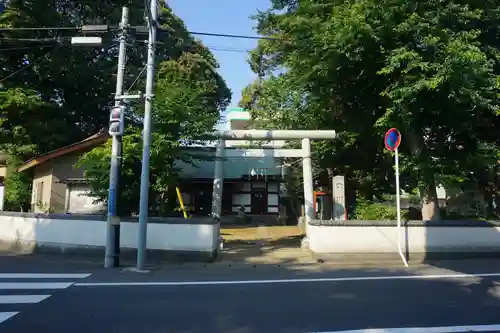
[210,130,337,264]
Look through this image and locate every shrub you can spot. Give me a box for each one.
[353,201,412,221]
[354,202,396,220]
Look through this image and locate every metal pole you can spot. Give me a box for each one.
[136,0,158,271]
[395,147,408,267]
[105,6,128,268]
[211,138,225,219]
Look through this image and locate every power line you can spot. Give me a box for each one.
[125,65,147,94]
[0,48,56,83]
[0,36,255,55]
[208,46,251,53]
[0,45,54,51]
[0,25,279,41]
[145,0,153,26]
[0,37,119,48]
[189,31,280,41]
[0,37,70,42]
[0,27,80,32]
[0,36,252,53]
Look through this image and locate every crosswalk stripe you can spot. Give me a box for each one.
[0,312,18,324]
[0,273,91,279]
[311,324,500,332]
[0,282,73,290]
[0,295,50,304]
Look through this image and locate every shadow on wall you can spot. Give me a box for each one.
[0,212,221,263]
[306,219,500,268]
[0,228,36,254]
[0,213,108,256]
[421,219,500,271]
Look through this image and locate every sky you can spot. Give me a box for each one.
[168,0,271,128]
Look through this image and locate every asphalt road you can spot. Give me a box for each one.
[1,256,500,333]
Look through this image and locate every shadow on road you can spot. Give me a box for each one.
[3,255,500,333]
[3,221,500,332]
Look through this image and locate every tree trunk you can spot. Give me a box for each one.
[158,192,168,216]
[407,129,441,221]
[484,188,494,217]
[323,167,334,219]
[420,180,441,220]
[493,164,500,217]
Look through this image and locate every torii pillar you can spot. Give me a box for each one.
[210,130,336,233]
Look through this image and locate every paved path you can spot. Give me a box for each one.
[0,256,500,332]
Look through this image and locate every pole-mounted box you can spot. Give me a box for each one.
[109,105,125,136]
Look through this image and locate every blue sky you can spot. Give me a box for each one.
[168,0,271,128]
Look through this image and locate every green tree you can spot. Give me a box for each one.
[243,0,500,220]
[76,5,231,215]
[3,155,31,212]
[75,132,144,215]
[0,0,160,211]
[0,1,230,213]
[0,0,196,153]
[0,89,42,211]
[0,0,146,151]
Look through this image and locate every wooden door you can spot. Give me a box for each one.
[251,189,267,214]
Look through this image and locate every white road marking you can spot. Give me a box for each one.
[0,312,18,324]
[0,273,91,279]
[0,295,50,304]
[0,274,88,326]
[74,272,500,287]
[310,324,500,332]
[0,282,73,290]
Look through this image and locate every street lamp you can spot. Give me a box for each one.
[70,25,108,47]
[70,36,103,47]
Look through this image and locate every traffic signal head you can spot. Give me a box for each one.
[109,105,125,136]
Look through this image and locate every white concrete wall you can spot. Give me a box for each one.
[0,214,219,254]
[308,225,500,254]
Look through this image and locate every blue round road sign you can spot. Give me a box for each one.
[384,128,401,151]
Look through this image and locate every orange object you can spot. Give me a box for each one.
[313,191,327,213]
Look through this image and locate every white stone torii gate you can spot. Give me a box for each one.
[210,130,336,226]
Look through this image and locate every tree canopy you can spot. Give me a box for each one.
[241,0,500,220]
[0,0,230,213]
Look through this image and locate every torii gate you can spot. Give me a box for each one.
[210,130,337,228]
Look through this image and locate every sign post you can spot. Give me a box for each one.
[384,128,408,267]
[332,175,346,220]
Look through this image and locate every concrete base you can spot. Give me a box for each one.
[0,240,219,263]
[122,267,151,274]
[300,237,310,250]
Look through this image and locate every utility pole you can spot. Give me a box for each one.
[136,0,158,271]
[105,6,129,268]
